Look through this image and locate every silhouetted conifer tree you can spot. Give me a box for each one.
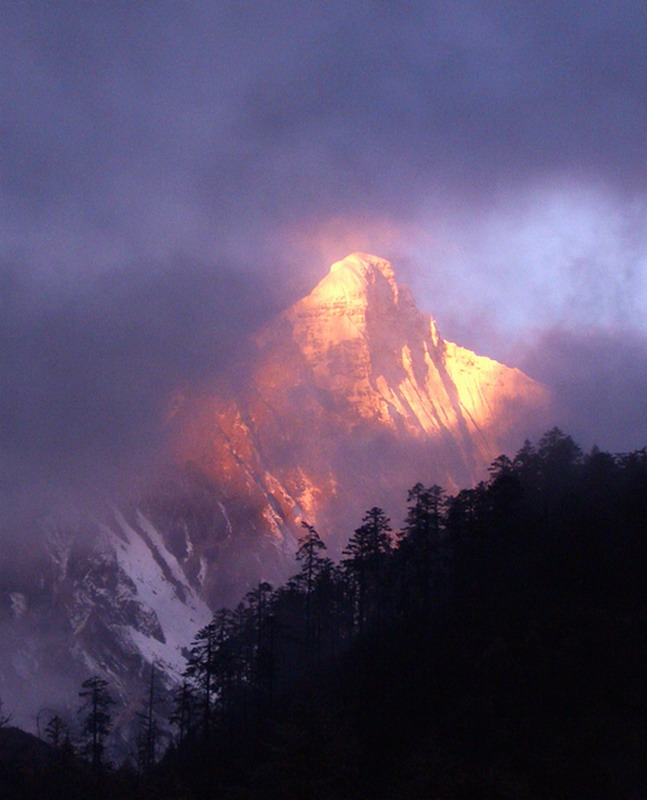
[398,483,447,613]
[244,582,276,717]
[44,715,69,749]
[136,663,160,773]
[185,619,216,734]
[343,507,392,633]
[78,675,114,772]
[536,427,582,502]
[170,680,198,745]
[295,521,331,660]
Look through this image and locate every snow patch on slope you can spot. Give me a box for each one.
[101,511,211,675]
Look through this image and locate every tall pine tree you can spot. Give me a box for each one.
[342,507,392,633]
[78,676,114,772]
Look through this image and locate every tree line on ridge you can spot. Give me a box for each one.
[4,427,647,799]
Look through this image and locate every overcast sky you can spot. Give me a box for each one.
[2,0,647,515]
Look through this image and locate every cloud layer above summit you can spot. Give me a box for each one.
[2,0,647,512]
[4,2,647,266]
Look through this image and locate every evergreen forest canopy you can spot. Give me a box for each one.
[3,427,647,799]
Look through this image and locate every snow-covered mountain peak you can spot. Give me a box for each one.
[329,251,396,283]
[308,251,400,309]
[3,252,552,740]
[257,254,551,479]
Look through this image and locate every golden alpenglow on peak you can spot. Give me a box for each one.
[278,253,550,455]
[329,251,398,286]
[177,253,552,559]
[307,252,400,308]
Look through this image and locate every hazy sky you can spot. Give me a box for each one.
[3,0,647,514]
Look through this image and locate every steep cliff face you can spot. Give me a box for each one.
[1,252,550,730]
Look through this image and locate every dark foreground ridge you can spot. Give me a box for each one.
[3,427,647,799]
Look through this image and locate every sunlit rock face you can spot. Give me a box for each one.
[173,252,551,569]
[284,252,546,454]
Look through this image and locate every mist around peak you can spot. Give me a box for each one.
[3,0,647,533]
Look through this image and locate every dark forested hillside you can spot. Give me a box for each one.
[5,428,647,799]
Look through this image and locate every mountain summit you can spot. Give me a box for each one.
[177,252,551,566]
[309,251,401,302]
[281,251,546,450]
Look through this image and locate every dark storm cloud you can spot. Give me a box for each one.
[2,0,647,513]
[4,1,647,233]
